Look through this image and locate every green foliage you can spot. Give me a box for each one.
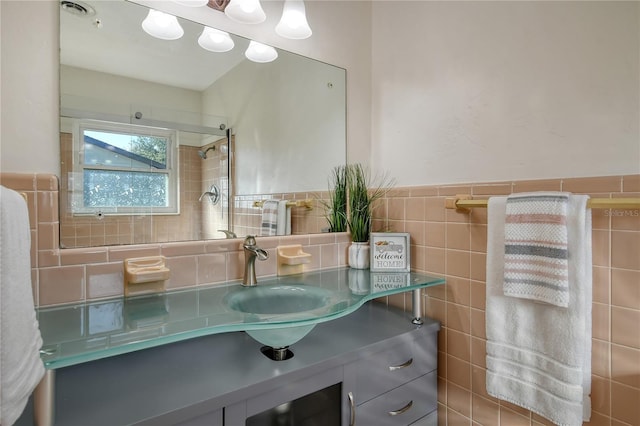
[346,163,395,243]
[321,165,348,232]
[130,136,167,165]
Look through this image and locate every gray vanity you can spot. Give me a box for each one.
[22,268,444,426]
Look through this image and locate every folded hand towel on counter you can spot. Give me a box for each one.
[260,200,279,236]
[1,186,45,425]
[504,192,570,307]
[486,194,592,426]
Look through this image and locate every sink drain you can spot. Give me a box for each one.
[261,346,294,361]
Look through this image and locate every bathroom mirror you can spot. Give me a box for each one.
[59,0,346,248]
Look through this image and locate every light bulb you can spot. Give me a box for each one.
[225,0,266,24]
[198,27,235,52]
[275,0,311,39]
[245,41,278,63]
[141,10,184,40]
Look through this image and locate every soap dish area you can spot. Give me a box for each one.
[277,245,312,276]
[124,256,171,297]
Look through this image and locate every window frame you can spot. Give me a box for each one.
[70,119,180,216]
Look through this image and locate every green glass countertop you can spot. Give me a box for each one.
[37,267,445,369]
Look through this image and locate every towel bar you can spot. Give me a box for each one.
[445,195,640,212]
[253,199,313,209]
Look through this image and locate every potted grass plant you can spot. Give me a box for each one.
[346,163,394,269]
[321,165,348,233]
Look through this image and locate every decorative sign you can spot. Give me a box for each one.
[371,272,411,293]
[370,233,410,272]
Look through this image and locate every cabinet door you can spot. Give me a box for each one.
[225,366,343,425]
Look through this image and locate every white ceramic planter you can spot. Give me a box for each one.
[348,242,370,269]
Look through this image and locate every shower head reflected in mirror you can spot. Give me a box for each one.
[198,146,216,159]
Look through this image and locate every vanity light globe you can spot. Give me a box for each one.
[141,10,184,40]
[225,0,266,24]
[275,0,312,40]
[198,27,235,52]
[245,41,278,63]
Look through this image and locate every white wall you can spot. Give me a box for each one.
[1,1,59,174]
[2,1,637,183]
[371,1,640,186]
[203,52,346,194]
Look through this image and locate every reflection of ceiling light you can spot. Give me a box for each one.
[275,0,311,40]
[245,41,278,63]
[142,10,184,40]
[173,0,209,6]
[198,27,235,52]
[225,0,266,24]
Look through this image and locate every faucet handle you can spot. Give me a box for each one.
[244,235,257,247]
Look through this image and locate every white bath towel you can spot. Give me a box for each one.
[260,200,279,236]
[486,195,592,426]
[504,192,570,307]
[0,186,45,425]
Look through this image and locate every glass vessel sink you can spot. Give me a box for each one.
[36,267,445,369]
[224,284,336,348]
[224,285,333,315]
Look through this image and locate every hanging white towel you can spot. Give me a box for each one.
[486,195,592,426]
[260,200,279,236]
[504,192,570,307]
[276,200,292,236]
[1,186,45,425]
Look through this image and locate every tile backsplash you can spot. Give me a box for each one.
[1,172,638,425]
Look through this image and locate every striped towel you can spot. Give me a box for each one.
[503,192,570,307]
[260,200,279,236]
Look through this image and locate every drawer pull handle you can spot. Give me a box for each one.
[388,400,413,416]
[348,391,356,426]
[389,357,413,371]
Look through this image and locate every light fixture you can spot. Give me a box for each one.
[172,0,209,6]
[275,0,311,39]
[224,0,266,24]
[142,10,184,40]
[198,27,235,52]
[245,41,278,63]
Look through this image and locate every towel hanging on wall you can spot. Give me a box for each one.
[485,193,592,426]
[0,186,45,425]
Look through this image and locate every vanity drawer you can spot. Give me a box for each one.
[354,333,437,403]
[354,371,437,426]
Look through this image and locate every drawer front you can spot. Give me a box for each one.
[354,372,437,426]
[355,333,437,403]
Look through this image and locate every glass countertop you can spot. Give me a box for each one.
[37,268,445,369]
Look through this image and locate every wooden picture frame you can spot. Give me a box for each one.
[370,232,410,272]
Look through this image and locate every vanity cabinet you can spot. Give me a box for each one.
[344,332,438,425]
[17,302,440,426]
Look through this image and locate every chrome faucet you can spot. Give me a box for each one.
[242,235,269,286]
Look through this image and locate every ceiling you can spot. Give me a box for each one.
[60,0,247,91]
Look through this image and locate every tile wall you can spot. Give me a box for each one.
[0,172,638,425]
[374,174,640,426]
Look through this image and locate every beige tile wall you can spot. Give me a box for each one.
[1,172,638,425]
[373,174,640,426]
[231,191,329,237]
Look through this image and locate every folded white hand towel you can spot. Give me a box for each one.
[486,194,592,426]
[1,186,45,425]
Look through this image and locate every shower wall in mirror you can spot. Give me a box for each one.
[59,0,346,248]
